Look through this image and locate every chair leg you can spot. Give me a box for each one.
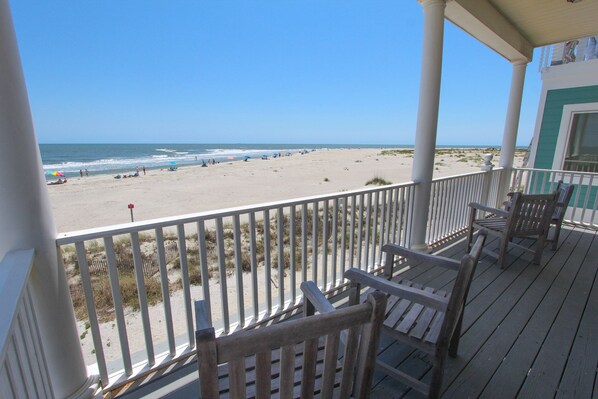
[534,234,547,265]
[448,313,464,358]
[466,210,475,251]
[498,236,509,269]
[429,356,445,399]
[551,224,561,251]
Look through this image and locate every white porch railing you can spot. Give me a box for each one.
[510,167,598,228]
[56,182,417,390]
[0,249,53,399]
[426,168,504,244]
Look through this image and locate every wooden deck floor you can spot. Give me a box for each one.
[122,225,598,399]
[371,225,598,399]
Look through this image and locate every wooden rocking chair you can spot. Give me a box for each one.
[467,191,557,268]
[504,181,575,251]
[195,283,386,398]
[341,232,486,399]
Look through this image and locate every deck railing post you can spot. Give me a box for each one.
[479,154,495,208]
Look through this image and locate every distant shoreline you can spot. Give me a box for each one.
[40,143,525,180]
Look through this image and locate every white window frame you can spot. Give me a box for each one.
[552,102,598,184]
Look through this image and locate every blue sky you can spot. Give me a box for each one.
[10,1,542,146]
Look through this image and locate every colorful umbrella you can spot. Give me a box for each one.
[50,171,65,177]
[227,156,234,160]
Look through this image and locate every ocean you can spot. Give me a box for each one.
[39,143,403,179]
[39,143,504,179]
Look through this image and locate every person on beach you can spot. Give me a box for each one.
[85,169,89,176]
[143,166,146,175]
[79,169,83,177]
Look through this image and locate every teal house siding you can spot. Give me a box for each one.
[532,85,598,209]
[533,85,598,169]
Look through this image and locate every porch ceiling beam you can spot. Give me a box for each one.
[444,0,534,63]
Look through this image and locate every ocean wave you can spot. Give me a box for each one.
[155,148,177,153]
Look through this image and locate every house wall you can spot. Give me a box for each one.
[533,85,598,169]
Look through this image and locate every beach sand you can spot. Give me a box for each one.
[48,148,512,233]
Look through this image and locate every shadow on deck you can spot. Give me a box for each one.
[121,225,598,398]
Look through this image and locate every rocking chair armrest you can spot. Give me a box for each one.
[381,243,461,271]
[344,269,448,311]
[194,300,212,332]
[300,281,335,314]
[468,202,509,218]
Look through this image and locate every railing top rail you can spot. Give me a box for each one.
[57,181,417,245]
[430,168,503,184]
[0,249,35,363]
[513,167,598,178]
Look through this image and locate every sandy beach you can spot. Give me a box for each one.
[48,148,513,233]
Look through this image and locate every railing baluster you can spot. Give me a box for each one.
[579,175,592,224]
[311,201,318,286]
[277,207,285,310]
[197,221,212,325]
[394,189,408,246]
[391,188,398,243]
[384,188,392,245]
[340,198,347,279]
[248,213,259,320]
[356,194,364,269]
[331,198,339,287]
[131,231,155,365]
[322,200,329,288]
[175,225,194,345]
[406,184,416,246]
[103,237,133,373]
[569,173,580,221]
[75,241,108,385]
[301,204,308,284]
[364,193,372,271]
[373,190,381,266]
[289,205,297,304]
[154,229,176,356]
[215,218,230,332]
[431,180,440,243]
[263,210,272,315]
[349,195,356,269]
[233,214,245,327]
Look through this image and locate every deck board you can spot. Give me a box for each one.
[120,226,597,399]
[372,225,598,399]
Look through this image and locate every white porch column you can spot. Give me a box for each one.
[410,0,446,251]
[498,61,527,200]
[0,1,98,398]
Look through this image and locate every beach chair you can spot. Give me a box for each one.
[468,192,557,268]
[194,282,386,398]
[340,232,486,399]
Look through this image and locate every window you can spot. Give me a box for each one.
[553,102,598,176]
[564,112,598,172]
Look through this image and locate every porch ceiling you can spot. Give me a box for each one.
[443,0,598,63]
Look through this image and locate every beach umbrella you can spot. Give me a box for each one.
[168,161,177,165]
[50,171,65,177]
[244,155,251,159]
[227,156,234,160]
